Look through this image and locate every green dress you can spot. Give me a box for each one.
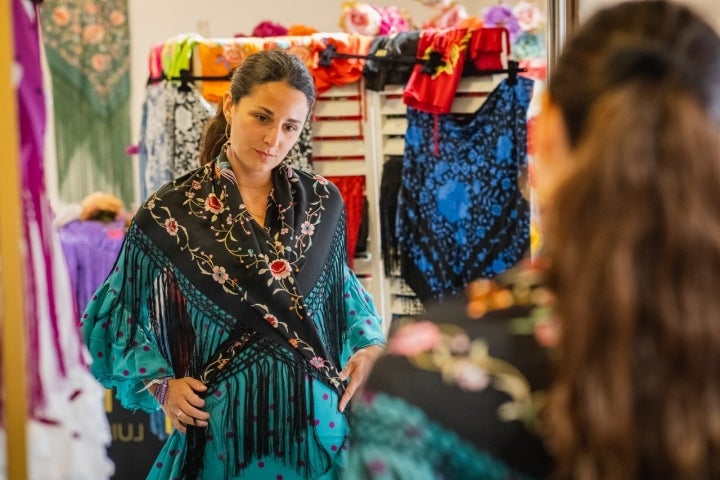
[82,158,385,479]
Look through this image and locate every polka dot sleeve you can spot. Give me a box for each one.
[340,265,386,366]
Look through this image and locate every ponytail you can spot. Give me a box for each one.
[199,105,228,165]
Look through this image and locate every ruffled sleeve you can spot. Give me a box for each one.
[340,265,385,366]
[81,240,174,412]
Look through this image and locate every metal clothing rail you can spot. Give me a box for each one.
[317,42,528,84]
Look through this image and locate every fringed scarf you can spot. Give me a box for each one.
[39,0,134,206]
[124,153,349,477]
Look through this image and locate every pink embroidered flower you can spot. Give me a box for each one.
[309,356,326,369]
[205,193,224,214]
[83,25,106,44]
[223,44,248,68]
[192,180,202,190]
[212,265,229,284]
[387,321,441,356]
[52,6,70,26]
[448,333,471,354]
[269,259,292,280]
[91,54,111,72]
[165,218,179,236]
[315,175,328,185]
[109,10,126,26]
[453,361,490,391]
[265,314,279,328]
[300,221,315,235]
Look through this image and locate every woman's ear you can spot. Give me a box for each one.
[222,90,233,122]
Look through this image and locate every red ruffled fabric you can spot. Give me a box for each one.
[326,175,366,269]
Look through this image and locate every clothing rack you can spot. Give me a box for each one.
[318,32,526,83]
[146,68,232,92]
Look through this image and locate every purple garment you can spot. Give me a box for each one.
[58,219,126,313]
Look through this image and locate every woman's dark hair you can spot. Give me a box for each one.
[544,2,720,479]
[199,49,316,165]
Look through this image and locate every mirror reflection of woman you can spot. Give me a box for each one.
[82,49,385,480]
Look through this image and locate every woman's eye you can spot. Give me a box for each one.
[255,114,268,123]
[285,124,298,133]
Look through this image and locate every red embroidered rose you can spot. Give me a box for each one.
[269,259,292,280]
[205,193,224,214]
[265,314,279,328]
[165,218,179,236]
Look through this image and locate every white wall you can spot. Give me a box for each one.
[579,0,720,27]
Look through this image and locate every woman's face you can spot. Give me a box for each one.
[223,81,309,179]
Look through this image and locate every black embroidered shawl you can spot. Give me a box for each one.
[114,153,350,477]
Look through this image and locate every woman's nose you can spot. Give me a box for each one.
[264,126,280,147]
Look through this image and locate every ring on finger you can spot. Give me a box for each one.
[176,410,184,420]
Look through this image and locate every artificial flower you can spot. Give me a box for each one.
[483,3,522,42]
[512,0,545,32]
[287,24,319,36]
[339,1,383,36]
[423,3,468,30]
[252,20,288,38]
[375,5,413,35]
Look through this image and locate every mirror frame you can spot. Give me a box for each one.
[546,0,580,76]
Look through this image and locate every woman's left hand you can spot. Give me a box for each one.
[338,344,384,412]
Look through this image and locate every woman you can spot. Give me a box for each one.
[82,49,384,479]
[345,259,555,479]
[535,2,720,479]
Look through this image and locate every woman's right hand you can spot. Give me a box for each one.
[159,377,210,433]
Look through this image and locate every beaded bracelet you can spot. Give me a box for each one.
[152,377,170,406]
[142,377,171,406]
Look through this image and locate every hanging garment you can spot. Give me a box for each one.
[39,0,134,206]
[379,156,404,277]
[138,80,215,200]
[403,28,472,115]
[57,219,126,316]
[467,27,510,71]
[397,76,534,300]
[11,0,114,477]
[362,31,420,91]
[291,119,315,173]
[326,175,366,269]
[81,154,384,479]
[312,33,373,94]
